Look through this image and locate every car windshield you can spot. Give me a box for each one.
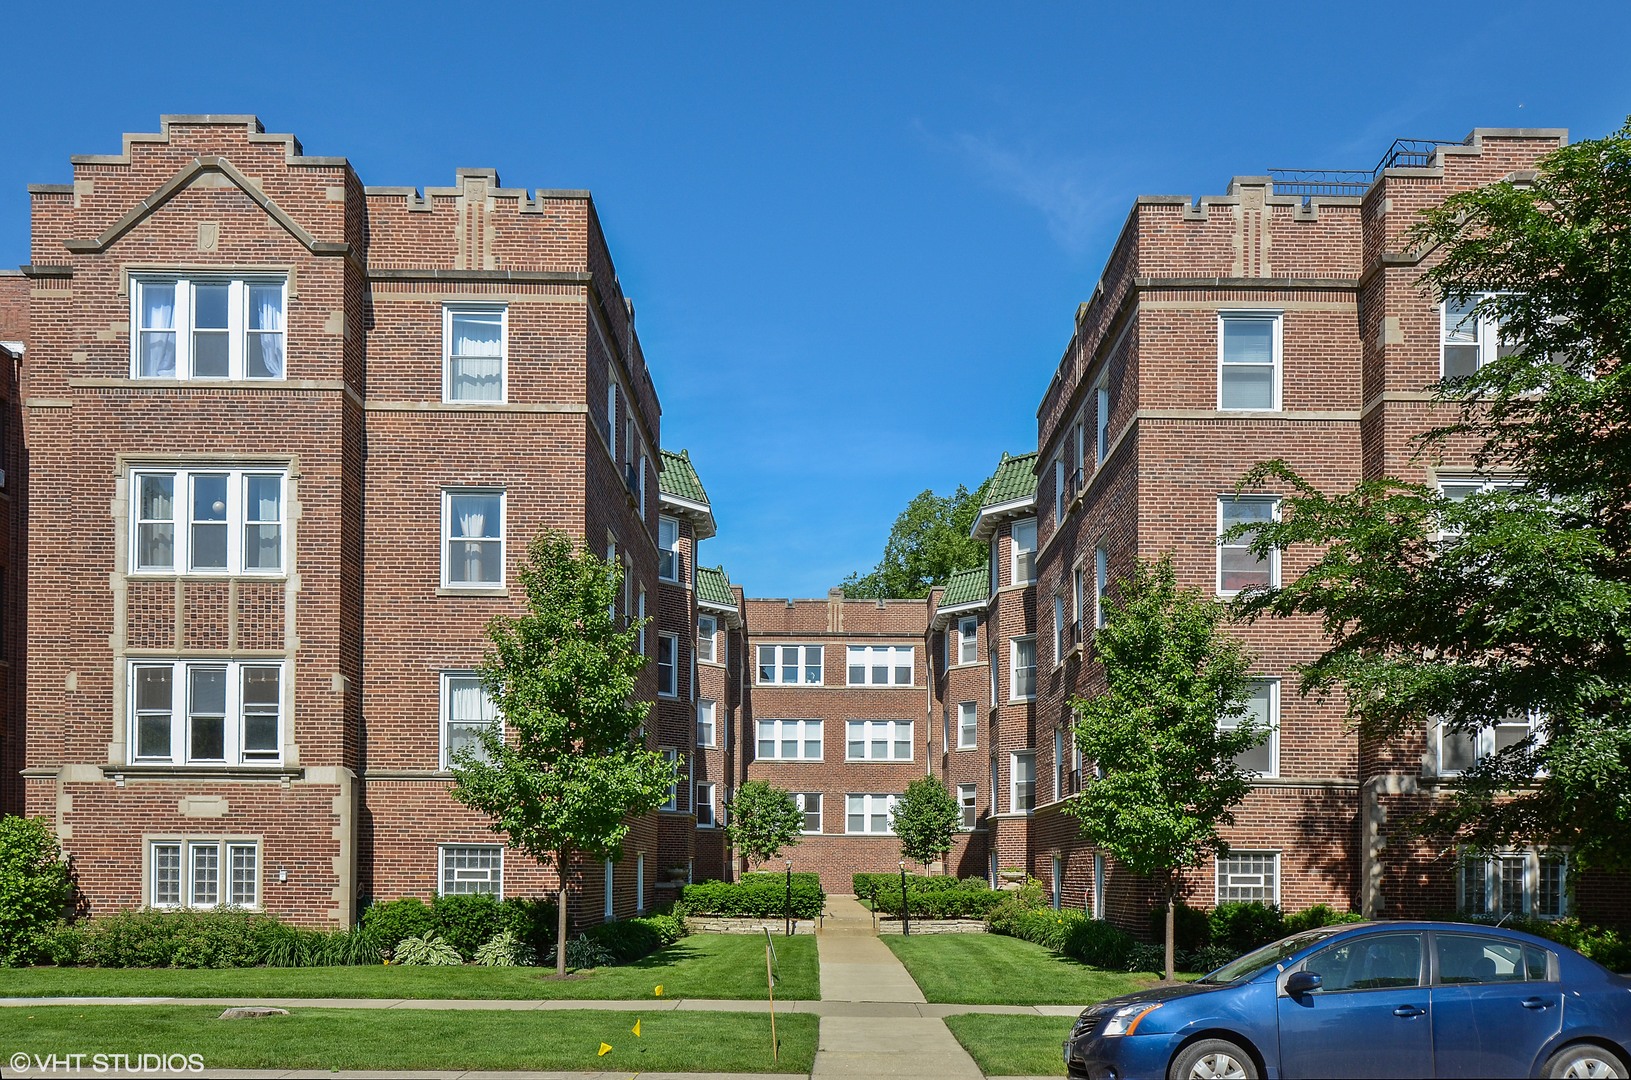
[1198,927,1351,985]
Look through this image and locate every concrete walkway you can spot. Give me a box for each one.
[810,894,982,1080]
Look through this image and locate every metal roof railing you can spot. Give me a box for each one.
[1267,137,1463,198]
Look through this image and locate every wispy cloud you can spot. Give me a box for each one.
[921,122,1114,254]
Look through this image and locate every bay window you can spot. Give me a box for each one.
[132,275,286,381]
[130,660,282,766]
[131,467,286,575]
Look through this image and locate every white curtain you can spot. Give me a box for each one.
[452,312,502,400]
[252,288,285,378]
[459,507,486,581]
[140,285,176,378]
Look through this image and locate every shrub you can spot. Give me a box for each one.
[359,898,435,954]
[77,908,271,969]
[1181,943,1239,974]
[679,878,824,919]
[495,897,557,964]
[985,877,1048,927]
[1148,899,1211,954]
[545,933,616,971]
[474,930,526,967]
[873,883,1004,919]
[1454,915,1631,973]
[1283,904,1364,935]
[852,872,987,898]
[1208,902,1285,954]
[742,870,824,890]
[394,932,462,966]
[259,924,380,967]
[431,893,506,959]
[34,921,87,966]
[1126,942,1166,975]
[0,816,76,966]
[583,913,687,963]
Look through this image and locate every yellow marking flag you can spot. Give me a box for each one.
[654,984,664,996]
[631,1019,642,1037]
[598,1042,612,1057]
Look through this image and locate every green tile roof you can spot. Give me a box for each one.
[939,565,989,609]
[697,565,737,609]
[980,451,1038,507]
[659,448,710,506]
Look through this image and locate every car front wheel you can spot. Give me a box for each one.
[1169,1038,1259,1080]
[1543,1044,1629,1080]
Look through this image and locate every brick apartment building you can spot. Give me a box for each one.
[4,116,1625,934]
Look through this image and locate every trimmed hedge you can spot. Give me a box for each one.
[853,872,985,898]
[359,895,558,961]
[871,880,1005,918]
[35,909,384,970]
[679,878,825,919]
[742,871,824,890]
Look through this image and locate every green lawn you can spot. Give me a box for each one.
[885,933,1166,1005]
[3,934,818,1001]
[0,1006,816,1073]
[945,1013,1071,1077]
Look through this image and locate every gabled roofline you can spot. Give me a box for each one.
[929,596,989,631]
[698,595,742,629]
[658,492,716,541]
[970,495,1036,541]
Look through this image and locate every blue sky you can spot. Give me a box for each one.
[3,2,1628,597]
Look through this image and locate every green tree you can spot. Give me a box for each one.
[890,777,962,871]
[724,780,806,866]
[0,816,75,967]
[451,531,677,976]
[1235,120,1631,871]
[1066,557,1259,980]
[841,481,991,598]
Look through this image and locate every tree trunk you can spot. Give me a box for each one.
[1163,889,1177,983]
[556,848,570,978]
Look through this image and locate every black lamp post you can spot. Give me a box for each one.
[899,859,910,937]
[784,857,793,936]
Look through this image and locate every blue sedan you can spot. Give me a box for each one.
[1064,921,1631,1080]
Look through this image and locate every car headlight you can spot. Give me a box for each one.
[1099,1001,1164,1037]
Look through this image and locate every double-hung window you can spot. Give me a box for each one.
[657,634,679,697]
[1442,294,1516,379]
[1072,565,1086,643]
[846,719,913,762]
[1459,851,1566,919]
[1054,458,1067,522]
[658,516,681,582]
[846,793,898,835]
[957,701,978,750]
[1010,637,1036,701]
[1216,851,1279,904]
[1218,496,1278,594]
[1437,476,1525,539]
[846,645,913,686]
[957,617,978,664]
[132,467,286,575]
[443,305,506,402]
[441,672,500,769]
[757,719,822,761]
[1222,679,1278,777]
[1094,546,1109,629]
[1434,709,1543,775]
[132,275,287,381]
[957,784,977,829]
[697,699,717,748]
[695,782,717,827]
[150,839,259,909]
[1095,379,1110,462]
[442,489,504,588]
[1218,312,1280,410]
[1012,518,1037,584]
[660,748,680,811]
[757,644,823,685]
[792,792,823,833]
[440,845,503,897]
[1052,595,1066,662]
[697,615,719,663]
[1010,751,1036,812]
[130,660,282,766]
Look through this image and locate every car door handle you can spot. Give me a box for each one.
[1393,1005,1426,1018]
[1521,997,1555,1010]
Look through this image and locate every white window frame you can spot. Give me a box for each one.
[957,616,978,664]
[1217,496,1280,596]
[439,844,504,898]
[957,701,978,750]
[697,614,719,663]
[757,718,824,762]
[604,859,615,918]
[696,699,717,748]
[1010,751,1036,813]
[1052,594,1066,664]
[1009,636,1037,702]
[442,304,507,403]
[1433,710,1544,777]
[1215,850,1280,905]
[846,644,915,687]
[845,793,899,835]
[149,839,260,909]
[695,781,717,827]
[1217,311,1282,411]
[1012,517,1037,585]
[793,791,823,834]
[131,275,288,382]
[846,719,914,762]
[1095,379,1110,463]
[440,671,501,770]
[1092,853,1105,919]
[957,783,977,830]
[658,516,681,582]
[441,488,506,590]
[657,634,680,697]
[637,587,647,656]
[1458,850,1568,920]
[130,467,288,576]
[1436,475,1526,540]
[1054,458,1067,522]
[756,644,824,686]
[128,660,284,767]
[660,748,680,811]
[1441,294,1513,379]
[989,538,1000,596]
[1222,679,1279,778]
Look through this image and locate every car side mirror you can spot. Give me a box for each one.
[1285,970,1322,997]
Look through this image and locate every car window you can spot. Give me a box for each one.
[1435,933,1543,984]
[1524,945,1552,981]
[1303,932,1423,991]
[1199,926,1349,985]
